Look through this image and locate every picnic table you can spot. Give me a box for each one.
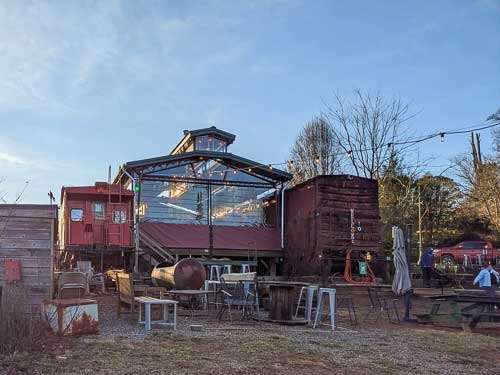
[418,293,500,331]
[259,281,310,323]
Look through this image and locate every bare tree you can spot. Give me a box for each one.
[455,132,500,232]
[289,116,342,185]
[325,89,414,179]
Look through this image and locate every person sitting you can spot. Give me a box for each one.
[420,248,434,288]
[473,263,499,297]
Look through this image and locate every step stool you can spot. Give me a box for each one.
[313,288,336,331]
[294,285,318,323]
[241,263,250,273]
[222,265,232,274]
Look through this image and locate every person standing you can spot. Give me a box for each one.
[473,263,500,297]
[421,248,434,288]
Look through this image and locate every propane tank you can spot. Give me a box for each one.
[151,258,206,290]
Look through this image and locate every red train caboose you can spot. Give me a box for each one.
[59,182,134,254]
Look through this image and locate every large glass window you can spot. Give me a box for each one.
[194,135,227,152]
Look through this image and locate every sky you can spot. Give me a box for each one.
[0,0,499,203]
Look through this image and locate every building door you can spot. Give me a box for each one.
[68,203,85,245]
[91,202,106,245]
[107,203,130,247]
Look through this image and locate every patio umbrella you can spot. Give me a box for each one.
[392,226,412,295]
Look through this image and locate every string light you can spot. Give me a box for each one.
[268,165,273,170]
[347,150,353,158]
[440,133,445,142]
[387,143,392,150]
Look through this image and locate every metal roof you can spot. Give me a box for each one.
[115,150,292,184]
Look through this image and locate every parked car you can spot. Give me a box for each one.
[433,241,498,266]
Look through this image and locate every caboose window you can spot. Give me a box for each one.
[112,210,126,223]
[92,202,105,220]
[70,208,83,221]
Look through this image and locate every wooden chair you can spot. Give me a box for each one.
[116,272,167,314]
[365,287,400,323]
[116,272,148,314]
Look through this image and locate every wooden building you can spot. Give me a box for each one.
[0,205,57,309]
[284,175,380,276]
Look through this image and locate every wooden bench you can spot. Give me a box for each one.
[134,296,178,331]
[116,272,166,314]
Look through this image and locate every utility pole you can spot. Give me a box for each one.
[418,185,422,264]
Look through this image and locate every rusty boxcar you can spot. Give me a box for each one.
[284,175,380,276]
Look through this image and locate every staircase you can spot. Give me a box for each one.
[138,229,176,266]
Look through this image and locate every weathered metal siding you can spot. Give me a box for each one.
[284,175,380,276]
[0,205,57,309]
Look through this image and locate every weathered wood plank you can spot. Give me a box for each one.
[0,238,52,250]
[0,205,57,219]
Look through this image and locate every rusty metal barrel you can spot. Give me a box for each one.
[151,258,206,290]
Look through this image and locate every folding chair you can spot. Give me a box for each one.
[364,287,400,323]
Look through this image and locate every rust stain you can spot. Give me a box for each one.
[71,312,98,335]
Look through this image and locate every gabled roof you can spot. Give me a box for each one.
[171,126,236,154]
[114,150,292,184]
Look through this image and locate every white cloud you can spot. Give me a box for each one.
[0,151,30,165]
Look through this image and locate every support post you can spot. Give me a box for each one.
[208,183,213,259]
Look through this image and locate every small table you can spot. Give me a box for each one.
[259,281,310,324]
[134,296,178,331]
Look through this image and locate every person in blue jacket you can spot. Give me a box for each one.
[473,263,500,297]
[421,248,434,288]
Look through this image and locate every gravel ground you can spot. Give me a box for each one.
[1,291,499,374]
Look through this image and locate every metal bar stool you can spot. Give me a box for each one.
[209,265,221,281]
[294,285,318,323]
[313,288,336,330]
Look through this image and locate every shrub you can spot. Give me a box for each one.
[0,284,48,354]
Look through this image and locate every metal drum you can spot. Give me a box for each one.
[151,258,206,290]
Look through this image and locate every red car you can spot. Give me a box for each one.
[433,241,498,266]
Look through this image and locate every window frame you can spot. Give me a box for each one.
[92,202,105,220]
[70,208,84,222]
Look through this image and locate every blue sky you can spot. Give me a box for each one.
[0,0,499,203]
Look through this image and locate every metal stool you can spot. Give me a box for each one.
[476,254,483,266]
[463,255,472,268]
[313,288,336,330]
[241,264,250,273]
[222,265,232,274]
[336,295,357,325]
[209,265,221,281]
[294,285,318,323]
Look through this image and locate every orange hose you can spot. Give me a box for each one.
[344,249,376,285]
